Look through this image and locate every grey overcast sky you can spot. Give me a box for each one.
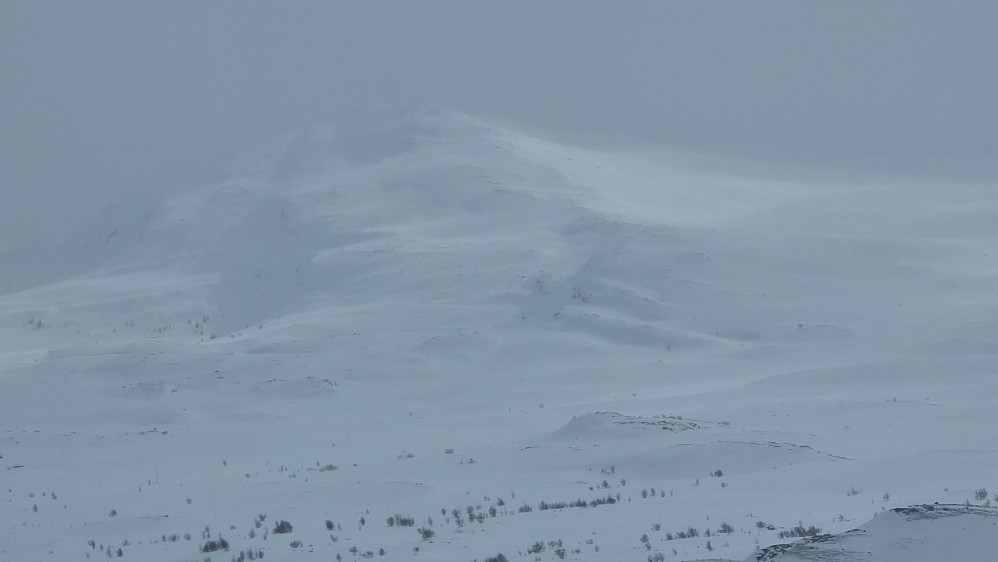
[2,1,997,251]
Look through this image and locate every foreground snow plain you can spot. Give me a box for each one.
[2,109,997,561]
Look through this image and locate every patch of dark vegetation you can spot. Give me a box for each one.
[527,541,545,554]
[537,494,617,511]
[200,537,230,553]
[387,514,415,527]
[664,526,700,540]
[777,523,822,539]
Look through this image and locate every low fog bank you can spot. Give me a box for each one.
[3,1,996,285]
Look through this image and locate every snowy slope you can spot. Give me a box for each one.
[2,109,997,561]
[747,504,998,562]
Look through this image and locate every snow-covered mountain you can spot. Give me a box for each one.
[2,109,997,561]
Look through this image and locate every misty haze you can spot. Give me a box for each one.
[2,3,998,561]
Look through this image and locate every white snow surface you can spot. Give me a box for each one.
[2,109,997,561]
[747,504,998,562]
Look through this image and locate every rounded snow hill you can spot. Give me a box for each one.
[550,411,710,441]
[748,504,998,562]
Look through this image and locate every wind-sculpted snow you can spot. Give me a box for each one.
[749,505,998,562]
[542,413,844,481]
[552,412,709,442]
[3,109,998,561]
[50,109,748,344]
